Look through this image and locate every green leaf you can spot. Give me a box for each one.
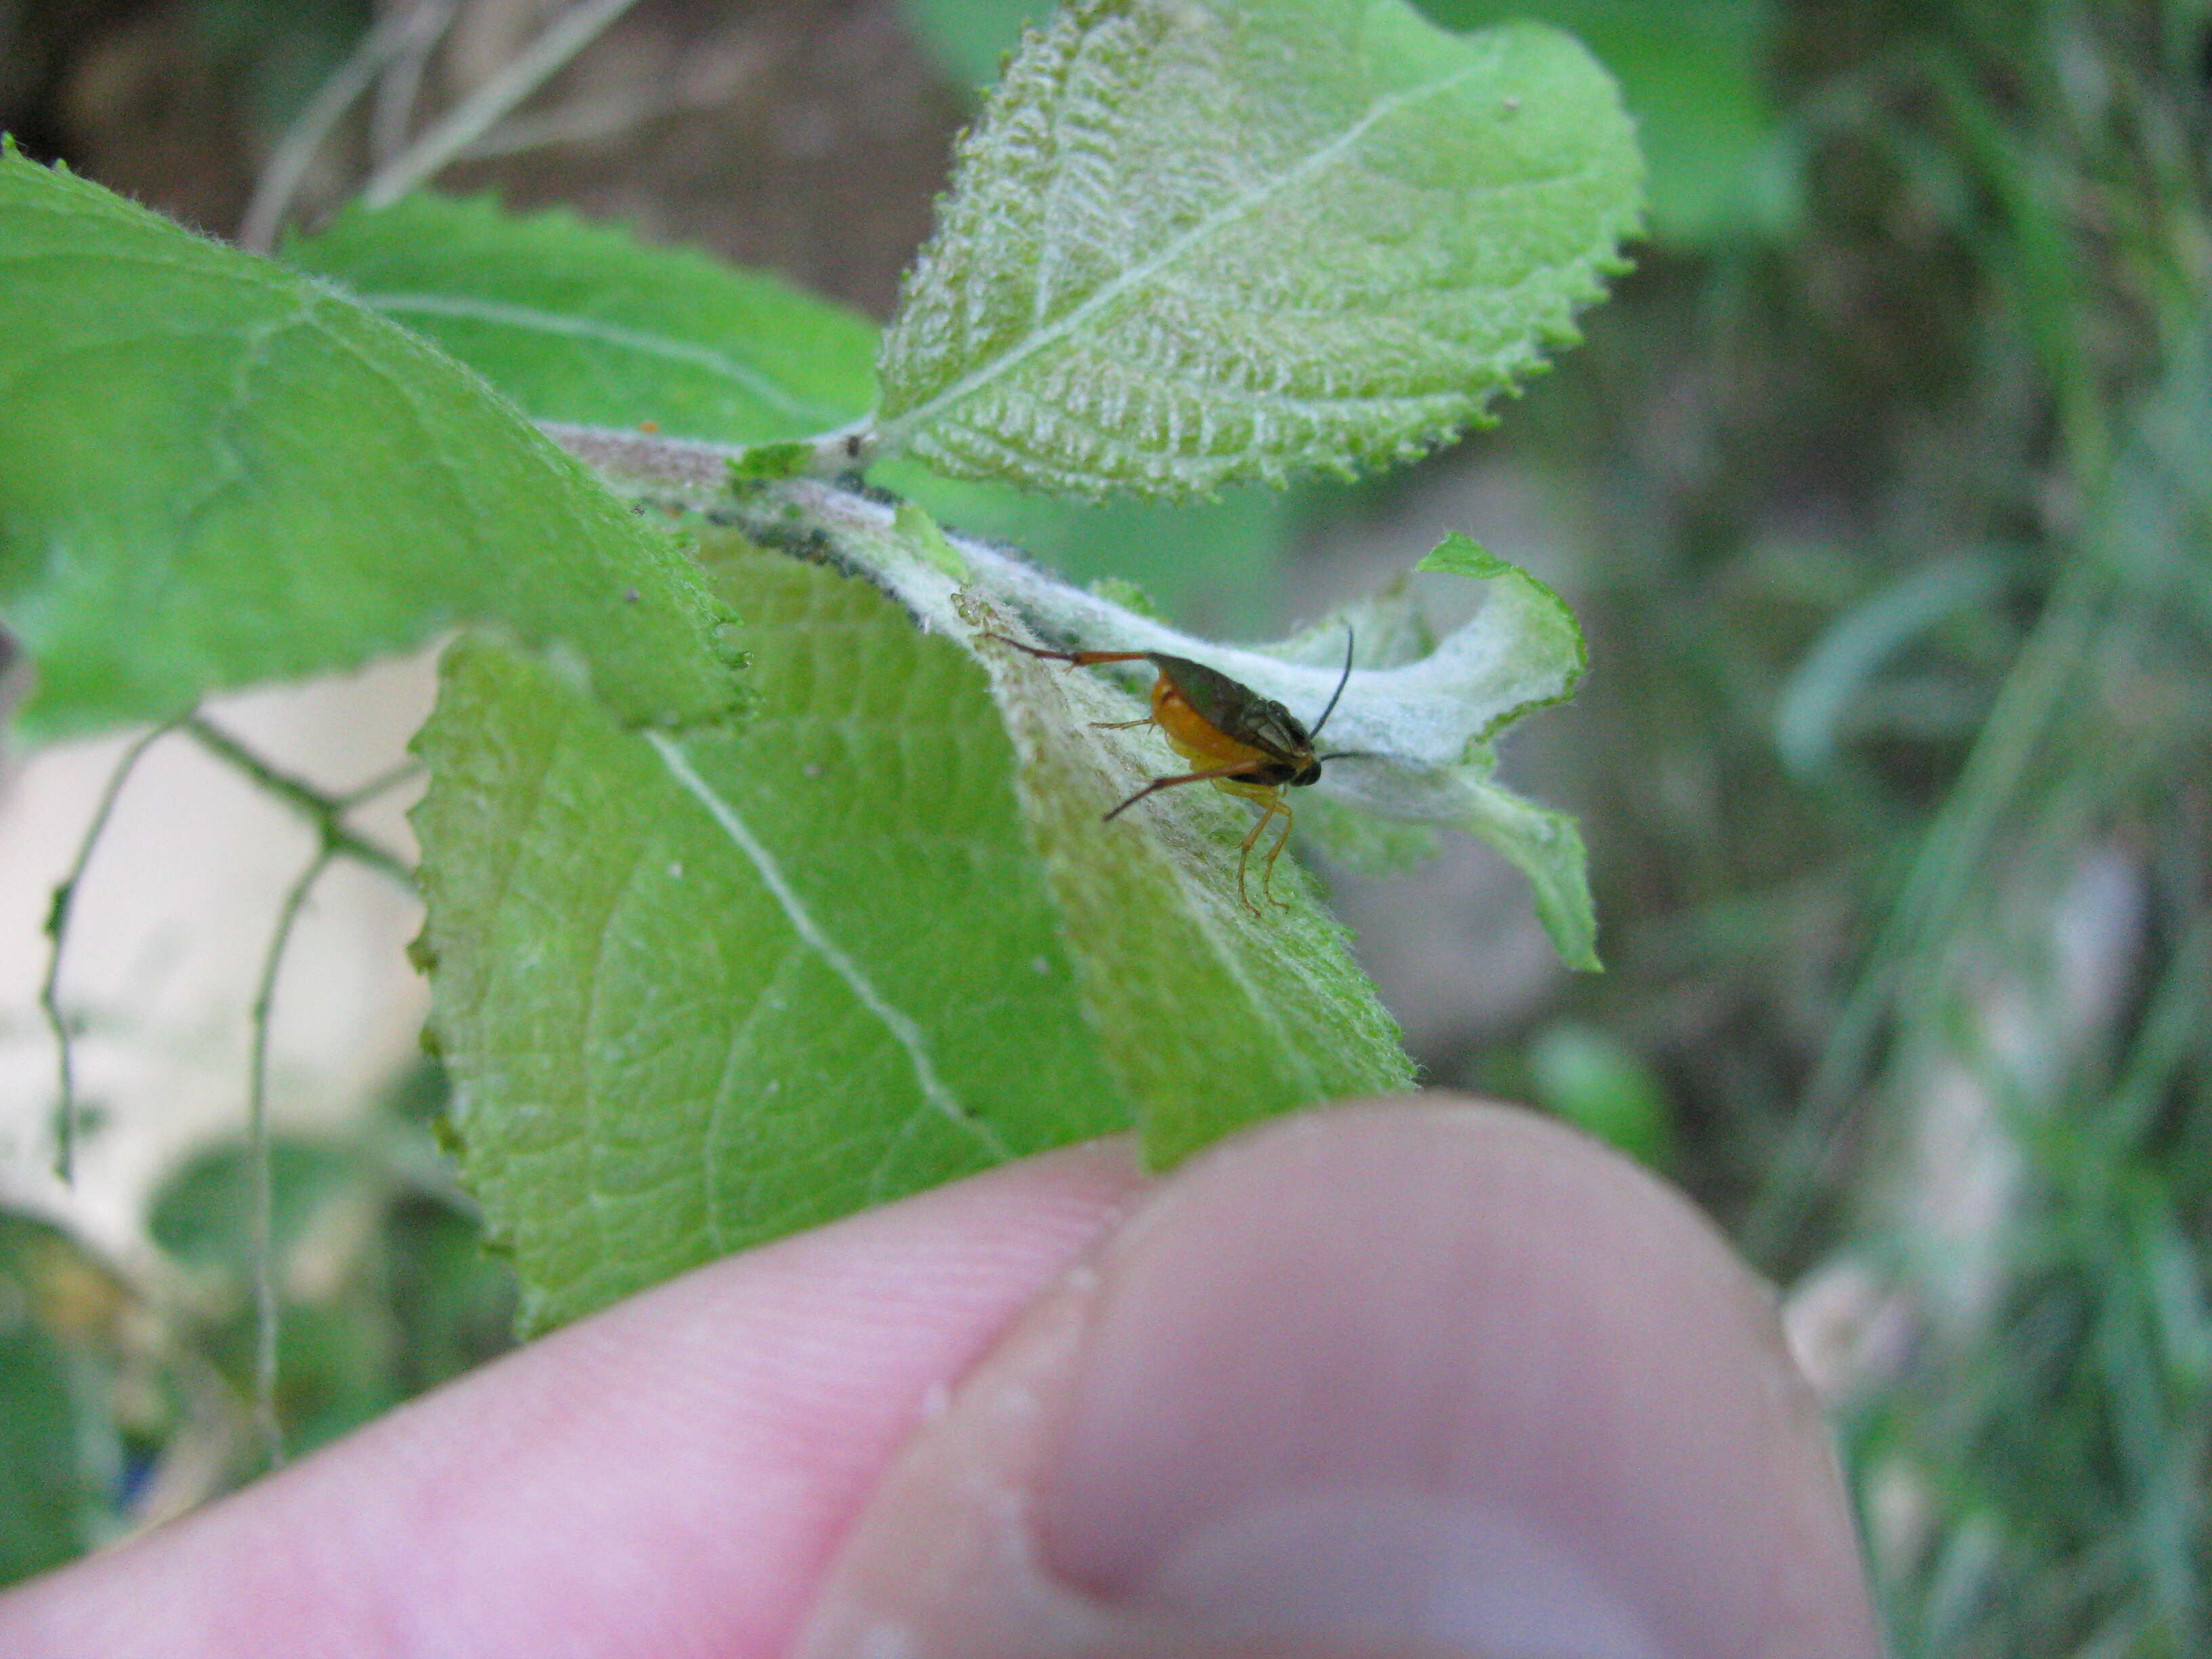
[0,1317,91,1587]
[0,145,738,740]
[286,193,878,441]
[1416,0,1783,245]
[147,1139,359,1271]
[873,0,1642,497]
[0,1215,117,1587]
[412,543,1132,1330]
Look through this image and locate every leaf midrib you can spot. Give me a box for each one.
[874,49,1496,451]
[356,291,844,424]
[642,730,1013,1162]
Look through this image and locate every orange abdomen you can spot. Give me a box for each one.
[1149,678,1274,772]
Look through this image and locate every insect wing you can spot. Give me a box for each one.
[1147,654,1311,764]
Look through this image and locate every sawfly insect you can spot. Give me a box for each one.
[987,626,1357,914]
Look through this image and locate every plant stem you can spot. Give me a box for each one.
[182,716,415,891]
[539,420,745,493]
[246,845,339,1471]
[40,717,186,1181]
[361,0,651,209]
[237,0,455,252]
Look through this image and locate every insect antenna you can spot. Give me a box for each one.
[1307,622,1357,741]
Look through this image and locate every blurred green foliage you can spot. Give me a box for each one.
[0,1065,514,1591]
[1456,1,2212,1650]
[1521,1018,1678,1168]
[0,1214,127,1586]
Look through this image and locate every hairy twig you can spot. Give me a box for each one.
[539,419,747,492]
[238,0,455,252]
[41,717,187,1181]
[361,0,653,209]
[539,418,871,494]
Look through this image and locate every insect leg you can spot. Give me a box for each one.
[979,634,1153,670]
[1101,762,1272,822]
[1258,797,1296,907]
[1232,792,1294,914]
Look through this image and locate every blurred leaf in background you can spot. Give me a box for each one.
[140,1063,515,1465]
[1521,1018,1677,1168]
[0,1214,132,1587]
[0,1062,517,1593]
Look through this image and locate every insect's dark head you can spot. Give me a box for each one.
[1288,756,1323,787]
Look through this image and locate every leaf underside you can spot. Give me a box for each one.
[875,0,1643,497]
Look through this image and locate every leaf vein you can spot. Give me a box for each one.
[879,55,1496,449]
[352,290,838,424]
[644,732,1009,1160]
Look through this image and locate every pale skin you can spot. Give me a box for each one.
[0,1099,1888,1659]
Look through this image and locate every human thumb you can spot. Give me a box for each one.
[792,1099,1885,1659]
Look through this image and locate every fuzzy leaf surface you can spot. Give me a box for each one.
[413,543,1131,1330]
[874,0,1642,496]
[0,146,738,739]
[288,194,878,441]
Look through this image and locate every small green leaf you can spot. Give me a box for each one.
[413,542,1131,1330]
[727,441,818,484]
[1411,531,1502,579]
[286,192,877,441]
[0,146,737,739]
[874,0,1642,497]
[890,500,971,579]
